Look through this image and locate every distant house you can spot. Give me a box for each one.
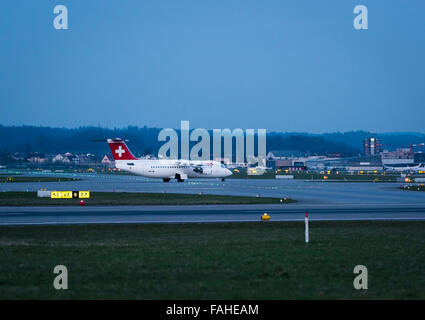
[52,154,67,163]
[27,156,48,164]
[68,155,80,163]
[101,155,115,166]
[52,154,71,163]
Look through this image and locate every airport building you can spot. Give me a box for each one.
[266,151,316,171]
[381,148,414,165]
[267,151,375,172]
[305,155,383,172]
[363,137,381,155]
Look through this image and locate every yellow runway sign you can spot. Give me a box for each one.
[51,191,62,199]
[79,191,90,198]
[51,191,90,199]
[61,191,72,199]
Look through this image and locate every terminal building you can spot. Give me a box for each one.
[267,151,383,172]
[363,138,381,155]
[267,151,317,171]
[381,148,414,165]
[266,138,423,173]
[305,155,383,172]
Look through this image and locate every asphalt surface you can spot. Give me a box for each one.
[1,204,425,225]
[2,172,425,204]
[1,172,425,225]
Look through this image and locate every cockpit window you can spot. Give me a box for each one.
[127,163,135,166]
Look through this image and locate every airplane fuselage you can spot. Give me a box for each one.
[383,164,424,173]
[107,138,232,181]
[115,159,232,180]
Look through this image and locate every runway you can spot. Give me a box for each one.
[1,204,425,225]
[1,172,425,225]
[2,171,425,205]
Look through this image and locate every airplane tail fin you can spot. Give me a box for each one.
[107,138,137,160]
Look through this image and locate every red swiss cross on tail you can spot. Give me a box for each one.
[107,138,137,160]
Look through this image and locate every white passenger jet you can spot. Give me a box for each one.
[106,138,232,182]
[383,163,424,173]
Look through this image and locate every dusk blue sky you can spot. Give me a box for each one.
[1,1,424,133]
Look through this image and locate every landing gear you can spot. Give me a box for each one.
[221,178,226,182]
[163,178,170,182]
[175,173,185,183]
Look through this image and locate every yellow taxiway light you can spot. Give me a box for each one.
[261,213,270,221]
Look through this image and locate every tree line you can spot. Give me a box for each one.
[1,124,423,158]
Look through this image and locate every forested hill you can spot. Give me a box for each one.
[0,125,162,156]
[0,125,424,157]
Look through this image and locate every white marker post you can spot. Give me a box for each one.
[305,211,309,243]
